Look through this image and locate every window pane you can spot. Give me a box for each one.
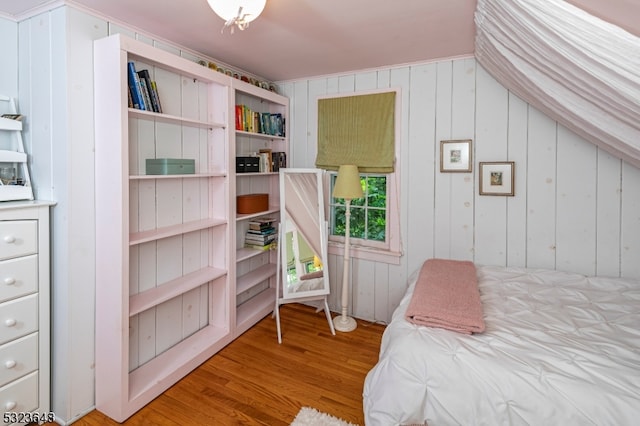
[330,173,388,244]
[350,206,366,239]
[350,176,366,207]
[367,208,386,241]
[367,176,386,208]
[333,205,346,236]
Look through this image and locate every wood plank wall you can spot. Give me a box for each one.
[278,57,640,324]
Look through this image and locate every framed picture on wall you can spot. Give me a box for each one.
[440,139,472,172]
[479,161,515,196]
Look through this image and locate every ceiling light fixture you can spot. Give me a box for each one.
[207,0,267,33]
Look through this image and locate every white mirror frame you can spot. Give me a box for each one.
[278,168,330,300]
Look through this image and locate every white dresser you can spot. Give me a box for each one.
[0,201,53,423]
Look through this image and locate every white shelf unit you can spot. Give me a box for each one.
[0,96,33,202]
[94,34,233,422]
[232,81,289,336]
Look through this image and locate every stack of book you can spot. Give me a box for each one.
[245,217,277,250]
[127,61,163,113]
[235,104,285,137]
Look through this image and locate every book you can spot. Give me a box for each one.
[248,223,274,232]
[1,113,23,121]
[235,105,243,130]
[244,242,276,251]
[150,81,163,113]
[277,151,287,170]
[127,62,146,110]
[271,151,286,172]
[243,105,252,132]
[138,69,162,113]
[245,229,276,239]
[257,153,269,172]
[253,111,261,133]
[245,234,277,245]
[246,226,276,236]
[137,70,155,112]
[246,227,276,236]
[260,112,271,135]
[272,113,284,136]
[248,217,276,231]
[259,149,272,173]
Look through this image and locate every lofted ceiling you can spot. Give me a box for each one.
[0,0,638,82]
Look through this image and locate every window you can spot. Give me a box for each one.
[317,88,402,264]
[330,173,388,249]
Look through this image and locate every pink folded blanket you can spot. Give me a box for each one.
[405,258,485,334]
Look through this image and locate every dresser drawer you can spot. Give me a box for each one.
[0,371,37,414]
[0,221,37,261]
[0,255,38,304]
[0,295,37,346]
[0,333,37,388]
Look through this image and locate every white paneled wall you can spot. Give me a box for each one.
[279,57,640,324]
[0,19,17,99]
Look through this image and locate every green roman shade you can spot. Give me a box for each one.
[316,91,395,173]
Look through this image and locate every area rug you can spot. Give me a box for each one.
[290,407,359,426]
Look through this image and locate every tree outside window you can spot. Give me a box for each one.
[330,174,387,245]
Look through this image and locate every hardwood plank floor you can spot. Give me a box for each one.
[73,304,386,425]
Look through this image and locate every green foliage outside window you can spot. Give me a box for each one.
[331,175,387,242]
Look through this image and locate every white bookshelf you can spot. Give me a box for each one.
[94,34,233,422]
[94,33,290,422]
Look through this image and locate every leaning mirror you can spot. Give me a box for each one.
[275,168,334,343]
[278,168,330,299]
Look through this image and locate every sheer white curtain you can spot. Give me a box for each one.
[475,0,640,168]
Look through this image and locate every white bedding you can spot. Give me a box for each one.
[363,265,640,425]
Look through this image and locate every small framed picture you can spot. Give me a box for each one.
[440,139,472,172]
[479,161,515,196]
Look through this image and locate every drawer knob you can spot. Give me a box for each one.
[4,277,15,285]
[4,360,16,369]
[5,401,16,410]
[4,318,16,327]
[3,235,15,244]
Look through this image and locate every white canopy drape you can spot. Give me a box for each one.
[475,0,640,168]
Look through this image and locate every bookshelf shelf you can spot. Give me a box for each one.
[129,218,227,246]
[235,287,277,335]
[236,171,279,177]
[129,267,227,316]
[232,78,289,334]
[236,246,274,262]
[0,116,22,131]
[235,207,280,223]
[130,172,226,180]
[129,108,225,129]
[235,130,285,141]
[236,263,278,295]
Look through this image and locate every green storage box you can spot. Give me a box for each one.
[146,158,195,175]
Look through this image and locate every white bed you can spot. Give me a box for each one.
[363,265,640,425]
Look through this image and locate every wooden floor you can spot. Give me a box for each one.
[73,304,386,425]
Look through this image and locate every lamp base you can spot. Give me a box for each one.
[333,315,357,332]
